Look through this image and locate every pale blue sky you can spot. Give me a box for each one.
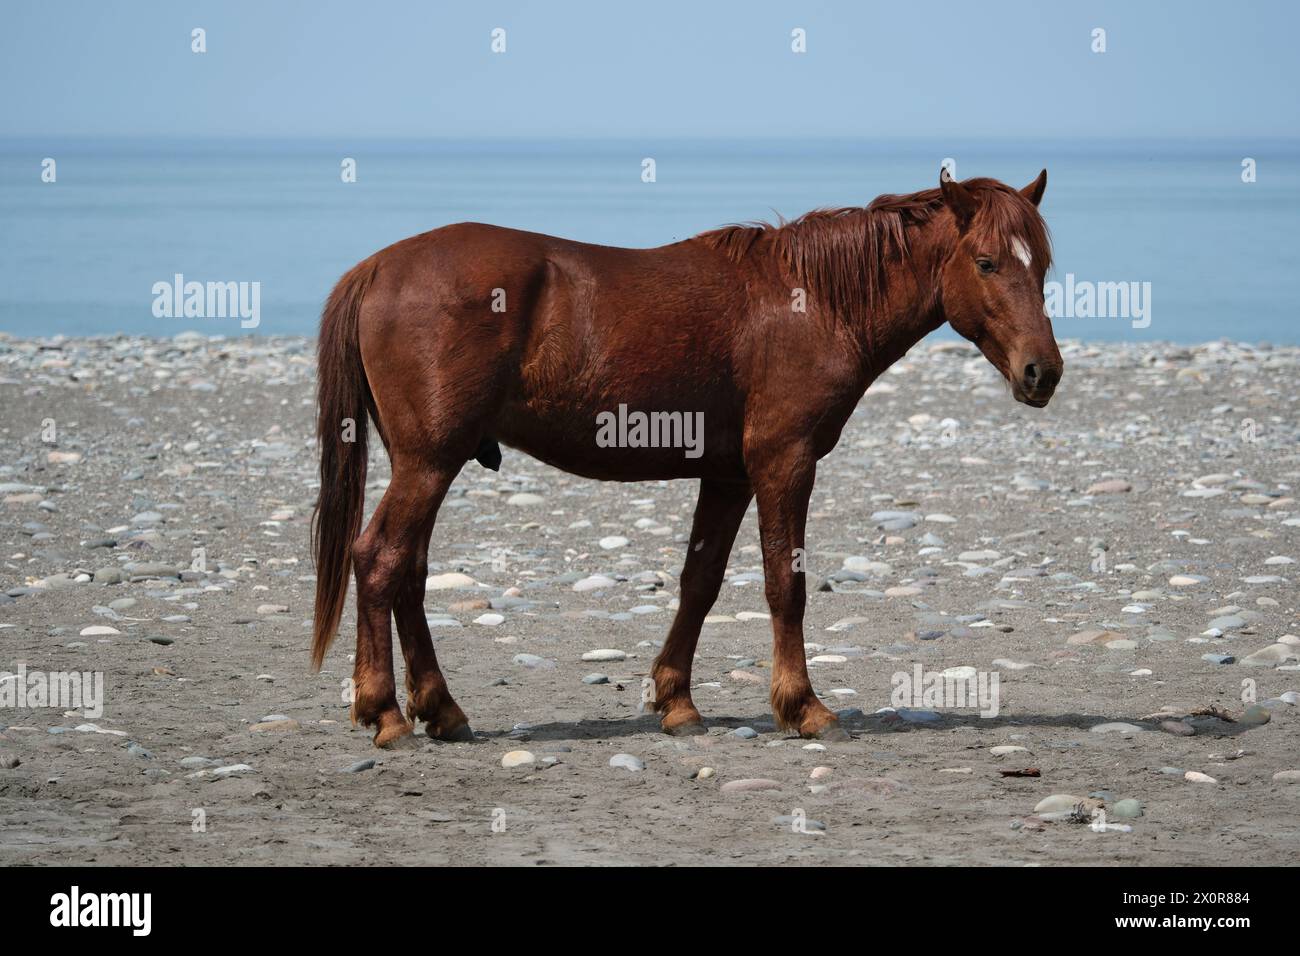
[1,0,1296,139]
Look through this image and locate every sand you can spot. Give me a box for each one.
[1,333,1297,866]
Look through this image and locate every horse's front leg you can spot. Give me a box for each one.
[750,445,846,740]
[651,478,753,735]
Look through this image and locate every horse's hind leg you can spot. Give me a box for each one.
[651,479,752,734]
[393,464,473,742]
[350,457,460,748]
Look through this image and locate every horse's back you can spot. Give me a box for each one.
[358,220,742,369]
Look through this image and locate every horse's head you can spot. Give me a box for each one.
[937,170,1062,408]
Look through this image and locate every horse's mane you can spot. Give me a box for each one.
[696,178,1052,320]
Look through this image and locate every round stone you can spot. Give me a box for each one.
[573,574,617,592]
[1034,794,1091,814]
[609,753,645,772]
[1112,798,1144,818]
[501,750,536,769]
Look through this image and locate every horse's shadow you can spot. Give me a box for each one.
[466,709,1262,743]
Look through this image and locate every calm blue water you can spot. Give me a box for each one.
[1,138,1297,342]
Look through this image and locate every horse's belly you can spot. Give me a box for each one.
[492,402,744,482]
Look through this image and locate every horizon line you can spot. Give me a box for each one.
[4,134,1300,144]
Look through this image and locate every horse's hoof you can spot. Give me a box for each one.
[374,722,418,749]
[663,720,708,737]
[427,721,475,743]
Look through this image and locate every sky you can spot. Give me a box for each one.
[1,0,1297,141]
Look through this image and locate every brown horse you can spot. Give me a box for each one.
[311,170,1062,748]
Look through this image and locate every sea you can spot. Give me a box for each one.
[1,137,1297,343]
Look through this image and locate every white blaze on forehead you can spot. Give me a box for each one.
[1011,237,1032,268]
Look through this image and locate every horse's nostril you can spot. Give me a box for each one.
[1023,363,1040,387]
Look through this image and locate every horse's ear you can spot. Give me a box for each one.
[1021,169,1047,207]
[939,171,977,231]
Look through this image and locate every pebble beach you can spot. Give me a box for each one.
[1,331,1298,866]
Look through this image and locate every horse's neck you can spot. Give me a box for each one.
[861,218,951,381]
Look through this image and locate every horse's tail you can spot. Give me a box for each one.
[310,257,378,671]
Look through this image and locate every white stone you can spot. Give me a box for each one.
[573,574,617,592]
[506,493,544,506]
[1090,721,1145,735]
[426,572,478,590]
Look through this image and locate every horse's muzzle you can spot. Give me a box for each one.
[1012,359,1061,407]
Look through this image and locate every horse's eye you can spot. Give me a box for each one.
[976,258,997,275]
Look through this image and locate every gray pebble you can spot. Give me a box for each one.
[609,753,645,771]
